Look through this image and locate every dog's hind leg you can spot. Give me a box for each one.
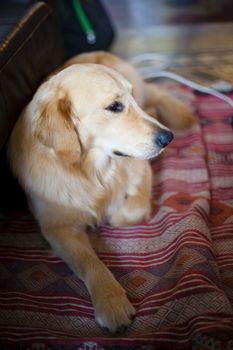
[143,82,195,131]
[42,225,135,333]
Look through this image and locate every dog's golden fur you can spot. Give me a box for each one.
[8,51,194,333]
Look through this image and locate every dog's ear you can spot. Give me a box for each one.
[36,92,81,164]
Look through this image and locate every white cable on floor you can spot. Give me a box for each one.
[130,54,233,109]
[145,70,233,108]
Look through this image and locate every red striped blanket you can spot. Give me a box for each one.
[0,85,233,350]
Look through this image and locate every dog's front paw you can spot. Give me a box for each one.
[94,285,135,333]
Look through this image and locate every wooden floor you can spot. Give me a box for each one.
[102,0,233,85]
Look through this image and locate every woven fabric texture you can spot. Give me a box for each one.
[0,84,233,350]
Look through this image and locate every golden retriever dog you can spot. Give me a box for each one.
[8,51,194,333]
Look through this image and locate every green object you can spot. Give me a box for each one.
[72,0,96,44]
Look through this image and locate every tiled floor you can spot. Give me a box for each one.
[102,0,233,85]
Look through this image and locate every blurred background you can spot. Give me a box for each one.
[101,0,233,88]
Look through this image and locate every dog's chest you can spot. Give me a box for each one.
[101,159,144,214]
[90,158,129,218]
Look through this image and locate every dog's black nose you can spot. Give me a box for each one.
[155,130,174,148]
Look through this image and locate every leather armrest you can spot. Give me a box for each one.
[0,1,64,151]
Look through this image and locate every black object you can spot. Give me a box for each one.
[58,0,115,59]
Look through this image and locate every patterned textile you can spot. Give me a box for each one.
[0,84,233,349]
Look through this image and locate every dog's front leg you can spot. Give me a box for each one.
[42,226,135,333]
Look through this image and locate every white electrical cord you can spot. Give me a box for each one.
[130,54,233,109]
[146,70,233,108]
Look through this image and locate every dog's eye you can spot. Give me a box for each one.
[106,101,124,113]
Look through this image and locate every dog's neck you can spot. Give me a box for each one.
[64,147,128,203]
[80,148,117,184]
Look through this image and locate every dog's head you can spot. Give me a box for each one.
[35,64,173,163]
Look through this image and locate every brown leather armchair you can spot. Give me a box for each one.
[0,0,64,215]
